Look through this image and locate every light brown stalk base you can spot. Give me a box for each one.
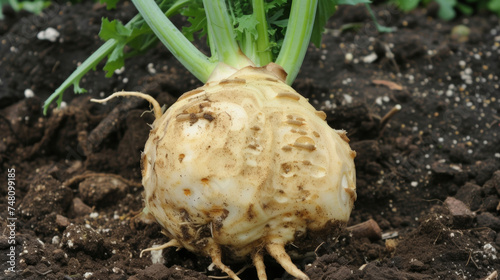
[266,243,309,280]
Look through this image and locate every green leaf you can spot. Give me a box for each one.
[393,0,420,11]
[489,0,500,16]
[100,0,120,10]
[337,0,371,4]
[235,14,259,40]
[98,17,152,76]
[456,2,473,15]
[180,1,207,41]
[311,0,337,47]
[73,80,87,94]
[435,0,456,20]
[99,18,133,40]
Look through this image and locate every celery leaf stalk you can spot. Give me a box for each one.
[45,0,372,114]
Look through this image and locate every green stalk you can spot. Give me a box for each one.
[43,39,116,114]
[202,0,252,69]
[132,0,216,82]
[275,0,318,85]
[43,2,192,115]
[252,0,272,66]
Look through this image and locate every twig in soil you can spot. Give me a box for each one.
[380,104,401,129]
[381,43,400,74]
[314,241,325,258]
[36,269,53,275]
[379,104,401,135]
[466,250,480,269]
[433,230,442,245]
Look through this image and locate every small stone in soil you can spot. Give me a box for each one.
[455,182,482,211]
[484,170,500,195]
[476,212,500,231]
[68,197,92,218]
[56,214,70,228]
[78,176,128,207]
[62,224,109,258]
[444,196,475,227]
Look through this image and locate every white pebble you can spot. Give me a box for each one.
[343,94,353,104]
[52,235,60,245]
[345,53,353,62]
[24,89,35,98]
[89,212,99,218]
[411,181,418,187]
[147,63,156,74]
[37,27,60,42]
[362,52,378,64]
[84,272,93,279]
[114,66,125,75]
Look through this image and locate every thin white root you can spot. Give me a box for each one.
[252,250,267,280]
[90,91,163,120]
[266,243,309,280]
[208,245,241,280]
[140,239,181,258]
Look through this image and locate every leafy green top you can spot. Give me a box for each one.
[43,0,370,114]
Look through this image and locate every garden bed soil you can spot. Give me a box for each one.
[1,2,500,280]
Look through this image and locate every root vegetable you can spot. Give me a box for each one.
[92,63,356,279]
[52,0,365,278]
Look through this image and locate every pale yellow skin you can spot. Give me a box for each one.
[95,64,356,280]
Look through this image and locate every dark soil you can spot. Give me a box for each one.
[1,1,500,280]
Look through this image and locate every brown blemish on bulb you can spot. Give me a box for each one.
[337,131,350,143]
[220,78,246,85]
[281,163,292,174]
[183,189,192,196]
[281,145,292,152]
[350,150,357,158]
[178,88,204,101]
[201,178,209,185]
[276,92,300,101]
[176,113,191,121]
[178,154,185,163]
[344,187,357,201]
[286,119,305,126]
[290,128,307,135]
[293,136,316,151]
[203,113,214,122]
[315,111,327,120]
[313,131,320,138]
[246,204,256,220]
[140,153,147,177]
